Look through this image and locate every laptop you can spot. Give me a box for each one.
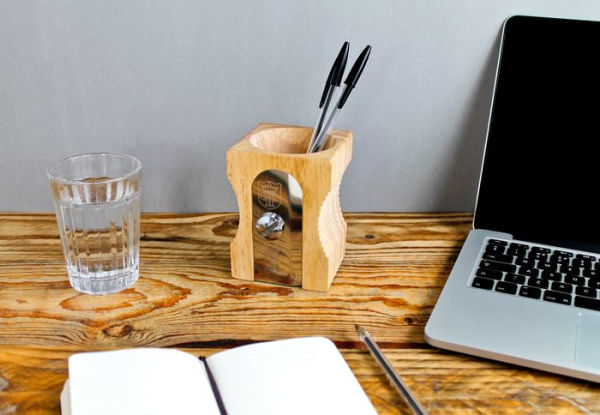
[425,15,600,382]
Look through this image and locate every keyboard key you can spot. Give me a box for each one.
[560,265,579,275]
[507,246,527,257]
[518,267,539,278]
[504,273,526,285]
[573,259,593,269]
[543,290,572,305]
[576,254,596,261]
[549,255,571,265]
[527,277,549,289]
[488,239,507,246]
[582,269,599,279]
[495,281,518,295]
[532,247,551,254]
[476,268,502,280]
[576,286,597,298]
[553,250,573,258]
[472,277,494,290]
[536,261,557,272]
[485,244,505,255]
[515,257,534,267]
[551,282,573,294]
[564,275,585,286]
[528,251,549,262]
[575,296,600,311]
[482,253,513,263]
[510,242,529,249]
[541,270,562,281]
[519,285,542,299]
[480,260,516,274]
[588,279,600,289]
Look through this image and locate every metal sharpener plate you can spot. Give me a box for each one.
[252,169,302,286]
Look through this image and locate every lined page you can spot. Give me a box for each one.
[68,348,221,415]
[206,337,377,415]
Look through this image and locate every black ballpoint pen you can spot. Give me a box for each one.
[306,42,349,153]
[356,325,428,415]
[309,45,371,153]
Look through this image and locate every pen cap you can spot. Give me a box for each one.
[319,42,350,108]
[332,42,350,87]
[338,45,372,108]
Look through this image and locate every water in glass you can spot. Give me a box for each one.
[48,154,141,295]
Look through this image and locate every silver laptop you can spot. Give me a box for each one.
[425,15,600,382]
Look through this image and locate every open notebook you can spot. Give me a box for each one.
[61,336,377,415]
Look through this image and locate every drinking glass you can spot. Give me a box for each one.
[47,153,142,295]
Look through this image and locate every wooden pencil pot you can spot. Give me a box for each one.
[226,123,353,291]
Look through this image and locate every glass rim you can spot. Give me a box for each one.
[47,152,142,185]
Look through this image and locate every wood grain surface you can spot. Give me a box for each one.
[0,213,599,414]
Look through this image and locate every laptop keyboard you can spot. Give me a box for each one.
[470,238,600,311]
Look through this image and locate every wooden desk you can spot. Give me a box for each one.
[0,213,599,414]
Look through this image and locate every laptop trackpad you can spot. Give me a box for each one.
[575,313,600,368]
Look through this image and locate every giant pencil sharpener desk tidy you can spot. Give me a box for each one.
[226,123,353,291]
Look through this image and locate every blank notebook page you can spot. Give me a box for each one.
[68,348,220,415]
[206,336,377,415]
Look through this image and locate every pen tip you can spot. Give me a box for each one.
[355,324,367,339]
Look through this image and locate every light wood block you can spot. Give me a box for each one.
[226,123,353,291]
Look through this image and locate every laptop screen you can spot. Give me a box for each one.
[474,15,600,250]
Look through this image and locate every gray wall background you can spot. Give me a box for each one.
[2,1,600,212]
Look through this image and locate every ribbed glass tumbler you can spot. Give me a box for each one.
[47,153,142,295]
